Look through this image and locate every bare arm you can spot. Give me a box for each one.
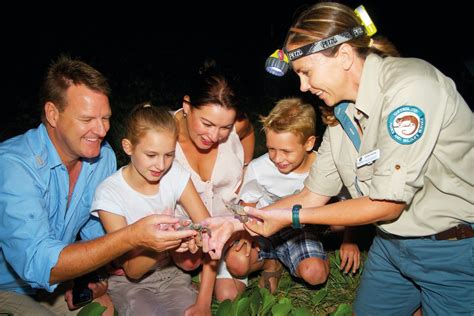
[50,214,196,284]
[179,180,212,221]
[300,196,405,226]
[262,186,331,210]
[245,196,405,237]
[180,180,216,311]
[98,211,166,280]
[235,116,255,166]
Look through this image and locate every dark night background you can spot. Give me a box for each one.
[2,1,471,149]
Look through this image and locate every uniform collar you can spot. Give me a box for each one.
[355,54,384,118]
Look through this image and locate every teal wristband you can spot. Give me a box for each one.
[292,204,302,229]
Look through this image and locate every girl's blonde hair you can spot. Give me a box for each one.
[124,102,178,146]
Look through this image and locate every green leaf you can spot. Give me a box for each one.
[335,249,341,263]
[291,307,313,316]
[271,300,293,316]
[278,274,293,291]
[259,286,270,298]
[229,297,250,316]
[311,288,327,305]
[191,272,200,283]
[329,252,340,269]
[278,297,291,304]
[216,299,232,316]
[330,266,347,284]
[78,302,107,316]
[211,299,220,315]
[249,287,262,315]
[260,287,277,315]
[331,303,352,316]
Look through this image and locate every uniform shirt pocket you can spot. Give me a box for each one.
[356,163,374,182]
[370,160,415,203]
[337,163,355,189]
[354,163,374,196]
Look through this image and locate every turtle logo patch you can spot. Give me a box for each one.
[387,106,425,144]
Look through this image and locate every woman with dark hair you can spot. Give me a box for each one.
[173,64,255,307]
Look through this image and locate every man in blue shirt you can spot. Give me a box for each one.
[0,56,197,315]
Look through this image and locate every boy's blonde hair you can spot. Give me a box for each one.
[260,97,316,143]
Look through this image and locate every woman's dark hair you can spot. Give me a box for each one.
[186,59,246,119]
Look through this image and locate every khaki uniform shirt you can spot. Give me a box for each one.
[305,54,473,236]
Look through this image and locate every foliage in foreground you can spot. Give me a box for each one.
[208,250,365,316]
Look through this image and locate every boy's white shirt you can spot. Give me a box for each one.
[239,152,314,208]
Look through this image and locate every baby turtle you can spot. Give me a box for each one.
[177,222,211,248]
[225,203,249,223]
[178,222,211,236]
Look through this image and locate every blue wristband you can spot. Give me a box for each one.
[292,204,302,229]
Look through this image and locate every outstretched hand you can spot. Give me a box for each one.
[199,216,238,260]
[131,215,198,253]
[243,207,292,237]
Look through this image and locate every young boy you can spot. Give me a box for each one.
[226,98,360,292]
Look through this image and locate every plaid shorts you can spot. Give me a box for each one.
[257,225,327,276]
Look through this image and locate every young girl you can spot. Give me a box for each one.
[91,103,214,315]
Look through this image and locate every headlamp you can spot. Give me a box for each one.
[264,49,289,77]
[265,4,377,77]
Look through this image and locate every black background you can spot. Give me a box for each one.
[2,1,471,142]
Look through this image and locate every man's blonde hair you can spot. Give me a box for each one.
[260,97,316,143]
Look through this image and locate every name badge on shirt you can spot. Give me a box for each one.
[356,149,380,168]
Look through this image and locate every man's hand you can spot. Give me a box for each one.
[130,215,197,252]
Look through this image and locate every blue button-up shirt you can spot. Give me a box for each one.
[0,124,116,294]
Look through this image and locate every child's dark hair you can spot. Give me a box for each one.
[124,102,178,146]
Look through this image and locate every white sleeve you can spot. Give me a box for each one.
[171,162,192,201]
[90,180,126,217]
[238,161,264,203]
